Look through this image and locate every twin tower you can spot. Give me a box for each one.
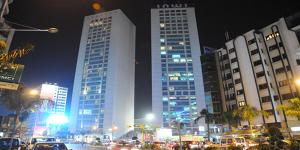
[70,5,206,139]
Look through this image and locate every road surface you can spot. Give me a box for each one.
[66,144,108,150]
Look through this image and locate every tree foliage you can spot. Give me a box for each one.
[232,105,269,126]
[277,98,300,118]
[0,85,41,136]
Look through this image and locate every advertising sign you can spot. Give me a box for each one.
[0,62,23,90]
[40,84,57,101]
[33,126,48,136]
[156,128,172,140]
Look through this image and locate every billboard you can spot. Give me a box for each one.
[0,63,24,90]
[156,128,172,140]
[40,84,57,101]
[33,126,48,136]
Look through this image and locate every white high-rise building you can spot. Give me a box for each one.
[70,9,135,139]
[151,4,206,134]
[215,14,300,135]
[26,83,68,136]
[39,83,68,114]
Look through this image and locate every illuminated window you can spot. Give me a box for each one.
[169,87,175,91]
[169,96,176,100]
[170,102,176,106]
[168,46,173,50]
[162,97,168,101]
[173,59,179,63]
[180,59,186,62]
[161,51,166,55]
[179,41,185,45]
[265,32,280,41]
[160,38,165,42]
[172,54,181,58]
[238,101,245,107]
[160,23,165,28]
[184,107,190,111]
[160,46,165,50]
[170,76,179,80]
[83,109,92,115]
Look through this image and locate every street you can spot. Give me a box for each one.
[66,144,108,150]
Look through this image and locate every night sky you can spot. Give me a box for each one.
[5,0,300,118]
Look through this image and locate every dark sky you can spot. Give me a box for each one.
[5,0,300,118]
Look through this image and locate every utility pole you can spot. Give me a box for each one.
[0,0,8,23]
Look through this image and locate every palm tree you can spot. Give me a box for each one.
[277,97,300,118]
[194,109,217,141]
[232,105,269,130]
[220,110,239,131]
[0,85,40,136]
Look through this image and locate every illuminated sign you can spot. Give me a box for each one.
[199,126,205,132]
[157,4,188,8]
[291,127,300,132]
[156,128,172,139]
[40,84,57,101]
[33,126,48,136]
[265,32,279,41]
[0,63,24,83]
[0,81,19,90]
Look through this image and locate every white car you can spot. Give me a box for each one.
[32,142,72,150]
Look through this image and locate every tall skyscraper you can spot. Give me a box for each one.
[70,9,135,139]
[151,4,206,134]
[215,14,300,135]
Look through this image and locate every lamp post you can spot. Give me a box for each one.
[0,28,58,33]
[109,125,118,141]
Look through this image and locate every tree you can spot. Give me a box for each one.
[220,110,239,131]
[194,109,217,142]
[267,126,284,149]
[277,97,300,118]
[232,105,269,130]
[0,85,40,136]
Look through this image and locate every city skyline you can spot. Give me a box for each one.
[4,0,300,118]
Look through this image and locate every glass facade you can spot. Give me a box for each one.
[77,16,112,134]
[159,9,198,128]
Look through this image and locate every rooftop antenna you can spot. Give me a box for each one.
[225,31,230,41]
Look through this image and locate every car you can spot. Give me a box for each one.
[0,138,26,150]
[28,137,56,150]
[32,142,72,150]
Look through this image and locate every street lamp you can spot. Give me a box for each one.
[0,27,58,33]
[29,89,39,96]
[146,113,154,122]
[109,125,118,141]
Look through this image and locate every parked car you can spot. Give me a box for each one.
[0,138,26,150]
[32,142,72,150]
[27,137,56,150]
[220,137,248,149]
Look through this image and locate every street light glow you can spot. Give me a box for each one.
[47,115,69,125]
[146,113,154,121]
[295,79,300,86]
[29,89,39,96]
[113,126,118,130]
[47,28,58,33]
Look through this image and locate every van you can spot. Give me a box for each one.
[220,137,248,149]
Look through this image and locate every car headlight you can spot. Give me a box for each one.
[120,148,128,150]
